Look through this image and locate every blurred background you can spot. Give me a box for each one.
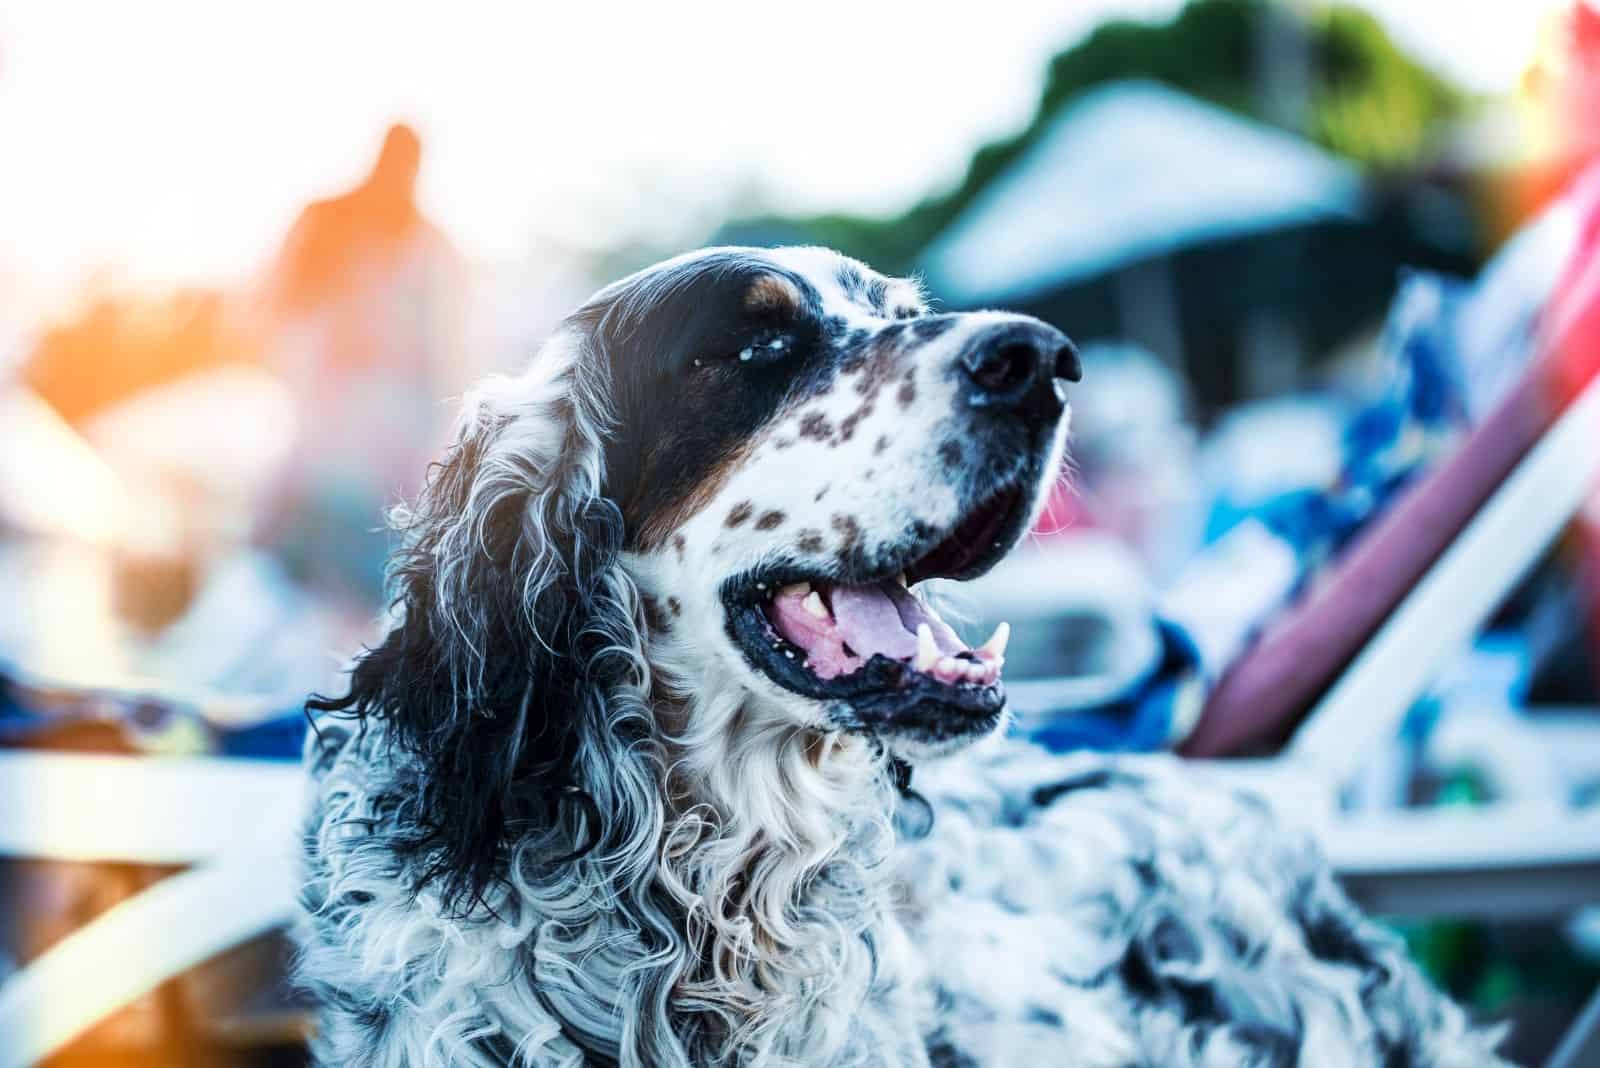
[4,1,1600,1065]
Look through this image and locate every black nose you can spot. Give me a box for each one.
[960,322,1080,422]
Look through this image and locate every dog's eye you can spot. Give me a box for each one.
[692,332,792,370]
[735,335,791,364]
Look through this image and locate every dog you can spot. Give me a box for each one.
[296,246,1509,1066]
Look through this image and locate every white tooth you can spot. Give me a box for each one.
[965,662,987,683]
[915,624,939,672]
[802,591,828,618]
[979,621,1011,660]
[937,657,961,678]
[896,573,908,587]
[780,581,811,598]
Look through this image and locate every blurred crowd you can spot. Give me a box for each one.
[2,123,480,706]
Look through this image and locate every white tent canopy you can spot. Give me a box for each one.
[922,80,1364,304]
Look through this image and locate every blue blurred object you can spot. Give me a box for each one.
[217,714,311,759]
[1018,619,1203,753]
[0,661,307,759]
[1012,256,1539,755]
[1207,272,1474,563]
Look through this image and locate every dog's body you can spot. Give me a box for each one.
[296,247,1507,1066]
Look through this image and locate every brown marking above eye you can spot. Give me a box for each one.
[797,529,825,553]
[756,510,786,531]
[726,501,754,528]
[745,274,802,317]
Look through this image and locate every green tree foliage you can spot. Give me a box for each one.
[728,0,1465,275]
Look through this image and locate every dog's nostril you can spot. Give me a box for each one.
[969,341,1039,396]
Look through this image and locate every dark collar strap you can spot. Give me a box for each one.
[890,757,914,794]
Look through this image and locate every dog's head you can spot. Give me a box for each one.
[603,247,1077,759]
[313,246,1076,903]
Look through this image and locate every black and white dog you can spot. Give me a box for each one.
[297,247,1509,1067]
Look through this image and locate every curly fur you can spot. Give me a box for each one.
[295,246,1509,1067]
[906,746,1511,1067]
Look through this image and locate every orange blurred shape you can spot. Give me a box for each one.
[20,290,261,427]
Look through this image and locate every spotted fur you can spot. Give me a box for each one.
[296,246,1508,1067]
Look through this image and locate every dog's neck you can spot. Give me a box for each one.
[647,681,907,1062]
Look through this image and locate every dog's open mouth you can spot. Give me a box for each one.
[766,576,1007,685]
[724,481,1031,733]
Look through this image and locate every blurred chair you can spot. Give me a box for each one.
[0,750,302,1068]
[1173,165,1600,921]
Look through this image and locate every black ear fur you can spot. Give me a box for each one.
[308,373,630,914]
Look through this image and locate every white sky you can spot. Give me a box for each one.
[0,0,1574,302]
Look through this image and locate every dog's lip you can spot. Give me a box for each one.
[903,481,1027,587]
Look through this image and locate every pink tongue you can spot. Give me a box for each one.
[768,581,967,680]
[880,582,965,655]
[831,583,919,661]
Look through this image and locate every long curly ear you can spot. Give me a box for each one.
[309,327,642,911]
